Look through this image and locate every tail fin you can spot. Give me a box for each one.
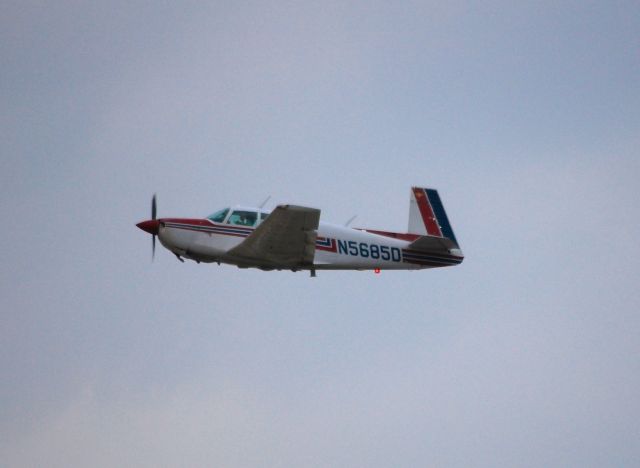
[408,187,460,249]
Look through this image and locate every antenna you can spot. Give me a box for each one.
[258,195,271,209]
[344,215,357,227]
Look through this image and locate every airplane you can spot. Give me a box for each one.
[136,187,464,277]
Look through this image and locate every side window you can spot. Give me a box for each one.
[227,210,257,227]
[260,212,269,221]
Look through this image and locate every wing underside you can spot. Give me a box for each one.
[227,205,320,268]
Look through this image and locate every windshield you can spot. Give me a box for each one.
[207,208,229,223]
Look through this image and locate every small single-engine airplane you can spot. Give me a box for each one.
[136,187,463,276]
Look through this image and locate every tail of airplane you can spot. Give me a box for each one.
[408,187,462,255]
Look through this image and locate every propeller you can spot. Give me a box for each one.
[136,194,161,260]
[151,194,157,260]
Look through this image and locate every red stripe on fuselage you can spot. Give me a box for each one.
[413,188,442,237]
[161,218,254,238]
[162,218,220,227]
[360,229,420,242]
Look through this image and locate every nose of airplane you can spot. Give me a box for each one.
[136,219,160,235]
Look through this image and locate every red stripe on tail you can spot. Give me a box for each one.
[413,187,443,237]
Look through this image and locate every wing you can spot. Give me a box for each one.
[227,204,320,268]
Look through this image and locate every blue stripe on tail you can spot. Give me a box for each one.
[425,189,458,245]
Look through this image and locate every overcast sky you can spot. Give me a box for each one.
[2,2,639,467]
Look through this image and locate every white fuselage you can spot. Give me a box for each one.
[157,217,462,271]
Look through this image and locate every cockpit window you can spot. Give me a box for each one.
[227,210,257,227]
[207,208,229,223]
[260,212,269,221]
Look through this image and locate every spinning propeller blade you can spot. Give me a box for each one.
[151,194,157,260]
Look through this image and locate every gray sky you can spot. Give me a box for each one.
[2,1,639,467]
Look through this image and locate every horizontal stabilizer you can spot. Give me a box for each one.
[408,235,458,254]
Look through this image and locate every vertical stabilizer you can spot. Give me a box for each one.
[408,187,459,247]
